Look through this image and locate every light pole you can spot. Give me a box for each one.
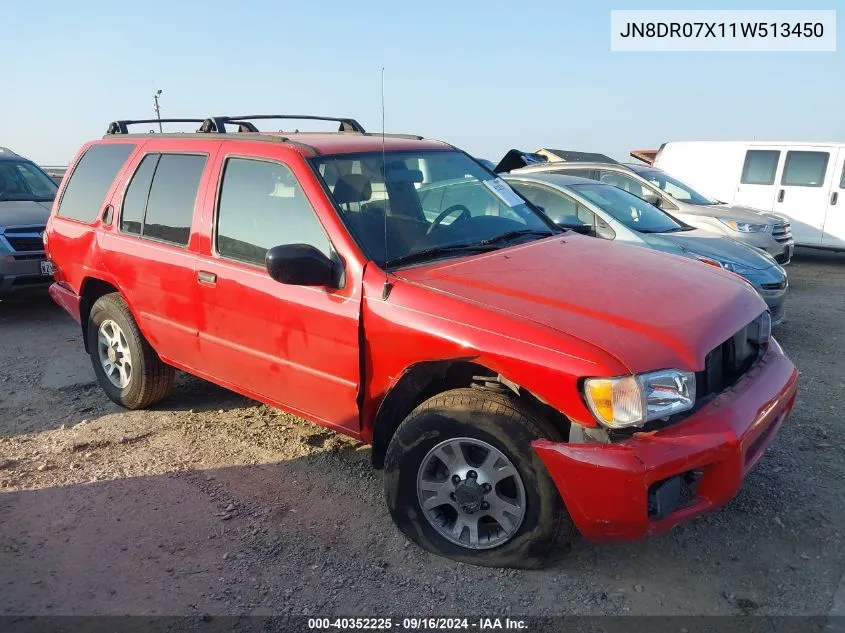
[153,89,163,133]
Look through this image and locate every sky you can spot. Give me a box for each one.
[2,0,842,166]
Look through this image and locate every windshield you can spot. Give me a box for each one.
[312,150,555,267]
[635,168,717,205]
[0,160,58,202]
[569,183,685,233]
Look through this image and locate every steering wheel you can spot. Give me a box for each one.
[426,204,471,235]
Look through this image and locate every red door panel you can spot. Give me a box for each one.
[193,144,363,434]
[195,259,361,430]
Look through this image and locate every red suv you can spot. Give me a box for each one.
[45,115,798,568]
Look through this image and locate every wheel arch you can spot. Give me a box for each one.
[369,359,570,469]
[78,277,123,353]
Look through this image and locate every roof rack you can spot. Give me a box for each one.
[199,114,366,134]
[107,119,209,135]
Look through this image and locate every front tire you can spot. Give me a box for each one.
[87,293,174,409]
[384,388,574,568]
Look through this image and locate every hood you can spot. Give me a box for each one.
[711,203,786,225]
[641,228,776,270]
[679,201,783,224]
[396,235,766,374]
[0,200,53,228]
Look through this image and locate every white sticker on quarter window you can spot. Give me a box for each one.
[483,178,525,208]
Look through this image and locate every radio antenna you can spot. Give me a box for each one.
[380,66,393,300]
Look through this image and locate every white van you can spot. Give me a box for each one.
[653,142,845,250]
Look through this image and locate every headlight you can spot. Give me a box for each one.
[690,253,752,275]
[719,218,768,233]
[583,369,697,429]
[748,310,772,346]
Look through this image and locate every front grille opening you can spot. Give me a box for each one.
[774,253,790,264]
[697,318,764,399]
[761,280,787,291]
[6,237,43,252]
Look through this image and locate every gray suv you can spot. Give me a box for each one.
[507,160,795,265]
[0,148,58,295]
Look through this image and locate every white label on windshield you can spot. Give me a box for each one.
[483,178,525,208]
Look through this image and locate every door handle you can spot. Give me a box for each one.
[777,189,785,203]
[197,271,217,284]
[832,192,839,206]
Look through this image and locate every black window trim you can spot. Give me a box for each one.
[780,150,830,188]
[741,149,781,186]
[118,153,159,237]
[115,151,209,249]
[211,153,337,270]
[55,142,138,225]
[840,161,845,190]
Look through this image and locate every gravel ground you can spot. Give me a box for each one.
[0,248,844,619]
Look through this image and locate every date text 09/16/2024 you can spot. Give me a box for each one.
[307,617,528,630]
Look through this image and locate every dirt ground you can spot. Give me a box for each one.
[1,248,844,619]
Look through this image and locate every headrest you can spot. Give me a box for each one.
[333,174,372,204]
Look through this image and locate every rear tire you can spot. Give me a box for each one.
[384,388,575,568]
[87,293,174,409]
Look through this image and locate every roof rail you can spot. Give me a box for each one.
[201,115,366,134]
[106,119,209,135]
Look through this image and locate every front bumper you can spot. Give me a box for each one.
[533,339,797,542]
[746,267,788,325]
[731,232,794,265]
[0,253,52,295]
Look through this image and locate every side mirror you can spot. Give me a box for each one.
[265,244,336,287]
[642,192,662,208]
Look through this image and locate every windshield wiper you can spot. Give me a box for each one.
[385,243,500,268]
[479,229,555,245]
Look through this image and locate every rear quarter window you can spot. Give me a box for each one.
[57,143,136,222]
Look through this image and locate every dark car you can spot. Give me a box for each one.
[0,147,59,295]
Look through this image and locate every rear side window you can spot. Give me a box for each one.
[143,155,206,245]
[118,153,206,246]
[840,163,845,189]
[120,155,158,235]
[57,143,135,222]
[781,151,829,187]
[215,157,331,266]
[741,150,780,185]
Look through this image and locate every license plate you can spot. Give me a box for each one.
[40,260,54,276]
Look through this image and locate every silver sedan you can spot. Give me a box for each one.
[506,172,789,324]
